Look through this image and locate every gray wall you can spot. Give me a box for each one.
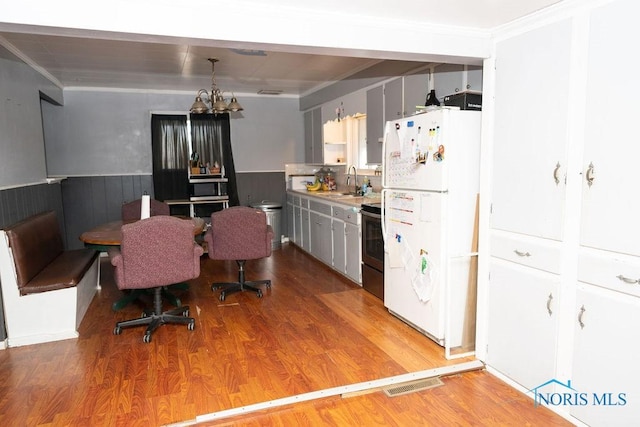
[0,51,65,341]
[0,50,63,188]
[45,90,304,176]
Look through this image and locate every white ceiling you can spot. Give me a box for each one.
[0,0,563,96]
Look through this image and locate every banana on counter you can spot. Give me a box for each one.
[306,179,321,191]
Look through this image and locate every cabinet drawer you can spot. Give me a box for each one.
[309,200,332,216]
[490,231,561,274]
[578,249,640,298]
[332,206,345,220]
[299,197,309,209]
[344,208,360,225]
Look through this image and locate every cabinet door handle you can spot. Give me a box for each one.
[514,249,531,257]
[617,274,640,285]
[546,293,553,316]
[578,305,586,329]
[553,162,561,185]
[585,162,595,187]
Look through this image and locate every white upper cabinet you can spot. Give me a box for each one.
[304,108,323,164]
[383,77,404,122]
[579,0,640,257]
[366,85,384,164]
[433,64,465,101]
[466,66,483,92]
[403,71,429,116]
[490,20,573,241]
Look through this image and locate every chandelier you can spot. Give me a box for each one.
[190,58,243,114]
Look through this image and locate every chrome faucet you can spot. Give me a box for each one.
[346,165,358,194]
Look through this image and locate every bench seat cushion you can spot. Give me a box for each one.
[20,249,99,296]
[5,211,64,289]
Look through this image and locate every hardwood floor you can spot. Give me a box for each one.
[0,244,571,426]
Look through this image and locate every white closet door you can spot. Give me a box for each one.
[490,20,572,240]
[580,0,640,257]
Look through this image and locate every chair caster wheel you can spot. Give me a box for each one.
[257,290,263,298]
[113,326,122,335]
[183,309,190,317]
[211,284,219,292]
[143,334,152,343]
[219,293,226,302]
[188,320,195,331]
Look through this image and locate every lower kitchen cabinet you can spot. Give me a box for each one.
[487,259,559,390]
[310,211,332,265]
[301,207,311,253]
[288,192,362,285]
[292,205,301,246]
[570,284,640,426]
[344,219,361,283]
[286,196,295,244]
[332,218,346,274]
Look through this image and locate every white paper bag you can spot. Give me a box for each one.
[140,194,150,219]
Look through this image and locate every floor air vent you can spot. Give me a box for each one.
[382,377,444,397]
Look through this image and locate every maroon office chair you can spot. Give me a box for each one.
[204,206,273,301]
[121,198,170,222]
[109,216,204,343]
[120,197,183,307]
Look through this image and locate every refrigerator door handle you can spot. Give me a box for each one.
[381,122,390,189]
[381,188,388,251]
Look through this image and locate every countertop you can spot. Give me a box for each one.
[288,189,380,209]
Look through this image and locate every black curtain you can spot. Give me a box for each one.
[190,113,239,207]
[151,113,239,210]
[151,115,189,201]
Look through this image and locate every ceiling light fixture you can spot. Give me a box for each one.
[190,58,243,114]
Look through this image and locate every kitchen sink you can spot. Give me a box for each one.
[315,191,360,198]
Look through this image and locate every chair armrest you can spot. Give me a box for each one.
[203,229,214,247]
[193,242,204,271]
[108,247,122,268]
[193,242,204,258]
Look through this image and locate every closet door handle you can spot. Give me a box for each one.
[617,274,640,285]
[585,162,595,187]
[578,305,586,329]
[553,162,561,185]
[546,293,553,316]
[514,249,531,257]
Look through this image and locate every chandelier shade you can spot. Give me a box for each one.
[190,58,243,114]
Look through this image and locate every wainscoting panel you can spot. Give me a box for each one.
[0,183,65,238]
[60,173,285,250]
[62,175,154,250]
[235,171,288,239]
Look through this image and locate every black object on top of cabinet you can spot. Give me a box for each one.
[443,91,482,111]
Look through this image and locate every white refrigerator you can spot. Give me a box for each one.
[381,108,481,358]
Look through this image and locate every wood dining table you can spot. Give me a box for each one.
[79,216,206,310]
[80,216,206,249]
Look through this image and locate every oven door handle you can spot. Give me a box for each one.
[360,210,381,220]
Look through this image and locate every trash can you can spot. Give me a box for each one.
[251,200,282,250]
